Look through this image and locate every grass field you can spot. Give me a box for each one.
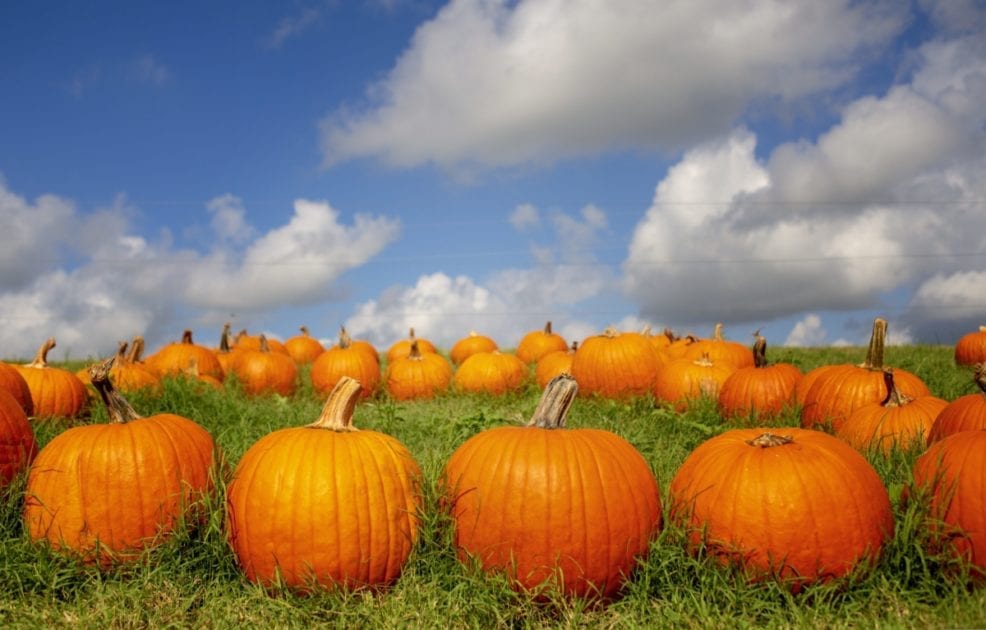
[1,344,984,628]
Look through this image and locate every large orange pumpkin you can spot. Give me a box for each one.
[226,377,422,591]
[515,321,568,364]
[800,318,930,432]
[442,374,662,599]
[231,335,298,396]
[911,430,986,579]
[146,330,225,382]
[928,364,986,444]
[310,328,380,399]
[669,428,893,592]
[570,327,660,399]
[718,335,801,421]
[15,338,88,419]
[0,389,37,487]
[384,341,452,401]
[955,326,986,366]
[453,351,527,395]
[450,331,498,365]
[23,358,217,565]
[0,360,34,416]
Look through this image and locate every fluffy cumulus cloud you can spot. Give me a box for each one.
[623,29,986,343]
[320,0,906,170]
[0,184,399,359]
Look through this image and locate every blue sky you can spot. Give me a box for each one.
[2,0,985,359]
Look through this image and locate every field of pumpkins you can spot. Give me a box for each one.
[0,318,984,626]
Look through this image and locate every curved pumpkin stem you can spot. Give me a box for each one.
[752,334,768,369]
[860,318,887,370]
[528,374,578,429]
[746,433,794,448]
[127,336,146,363]
[89,356,142,424]
[663,328,678,342]
[712,322,725,341]
[880,369,911,408]
[27,337,56,368]
[309,376,362,432]
[339,327,353,349]
[114,341,130,365]
[219,323,233,353]
[300,325,311,337]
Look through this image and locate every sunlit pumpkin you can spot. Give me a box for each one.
[311,327,380,399]
[955,326,986,366]
[928,363,986,443]
[718,334,801,421]
[386,328,437,363]
[231,335,298,396]
[15,338,88,420]
[653,353,734,411]
[570,327,660,399]
[385,340,452,400]
[515,321,568,365]
[0,388,37,487]
[684,323,754,370]
[534,341,578,390]
[453,351,526,395]
[0,361,33,417]
[146,330,225,382]
[284,326,326,365]
[450,331,498,365]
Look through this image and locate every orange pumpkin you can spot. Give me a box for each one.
[0,361,33,416]
[684,323,754,369]
[794,363,841,407]
[146,330,225,382]
[442,375,662,599]
[106,341,160,394]
[231,335,298,396]
[311,328,380,399]
[15,338,88,420]
[453,351,526,395]
[653,354,734,411]
[384,340,452,400]
[284,326,326,364]
[669,428,893,592]
[718,335,802,421]
[570,327,660,399]
[534,341,578,389]
[450,331,498,365]
[800,318,930,432]
[233,330,289,355]
[928,364,986,444]
[955,326,986,366]
[515,321,568,364]
[23,358,217,565]
[226,377,422,591]
[0,389,37,487]
[386,328,437,363]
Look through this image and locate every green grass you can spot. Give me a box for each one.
[1,345,984,628]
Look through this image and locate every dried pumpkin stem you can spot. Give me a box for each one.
[339,327,352,349]
[309,376,362,432]
[528,374,578,429]
[182,329,194,345]
[880,369,910,407]
[89,356,142,424]
[219,323,233,353]
[127,336,146,363]
[861,318,887,370]
[746,433,794,448]
[28,337,56,368]
[752,335,768,369]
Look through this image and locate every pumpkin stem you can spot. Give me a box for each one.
[300,325,310,337]
[127,336,146,363]
[219,323,233,353]
[543,321,553,335]
[28,337,56,368]
[752,334,768,369]
[408,339,422,361]
[408,327,417,341]
[570,340,579,353]
[746,433,794,448]
[603,326,619,338]
[860,318,887,370]
[663,328,678,342]
[528,374,578,429]
[89,356,142,424]
[182,329,195,345]
[693,353,714,368]
[259,335,270,353]
[974,363,986,396]
[115,341,130,365]
[713,322,725,341]
[339,327,353,349]
[308,376,362,432]
[880,369,911,408]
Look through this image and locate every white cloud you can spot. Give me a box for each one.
[509,202,539,231]
[265,6,324,49]
[320,0,906,170]
[784,314,828,347]
[207,194,256,244]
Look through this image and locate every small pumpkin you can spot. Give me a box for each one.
[443,374,662,599]
[284,326,326,364]
[717,334,802,421]
[453,351,526,395]
[311,327,380,399]
[106,340,160,394]
[0,389,37,487]
[386,328,437,363]
[928,363,986,443]
[684,323,754,370]
[534,341,578,390]
[231,335,298,396]
[233,330,289,355]
[15,338,88,419]
[955,326,986,366]
[226,376,422,591]
[653,353,734,411]
[23,357,217,565]
[385,340,452,400]
[450,331,498,365]
[0,361,33,417]
[146,330,225,382]
[570,327,660,399]
[837,369,947,454]
[516,321,568,364]
[669,428,893,592]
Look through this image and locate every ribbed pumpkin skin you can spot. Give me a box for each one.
[929,394,986,443]
[838,393,947,454]
[386,330,437,363]
[669,428,893,592]
[16,340,88,419]
[311,343,380,399]
[912,430,986,578]
[516,321,568,364]
[385,346,452,400]
[534,344,576,389]
[23,413,215,564]
[794,364,840,407]
[147,331,225,381]
[718,363,802,420]
[443,428,661,599]
[570,329,659,399]
[284,327,325,364]
[233,339,298,396]
[226,381,421,591]
[653,356,734,411]
[955,327,986,366]
[800,366,930,432]
[450,332,498,365]
[453,351,526,394]
[0,361,34,416]
[0,389,37,486]
[684,324,754,370]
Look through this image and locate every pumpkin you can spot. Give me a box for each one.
[146,330,225,382]
[179,358,224,391]
[15,338,88,419]
[384,340,452,401]
[570,327,660,399]
[928,363,986,443]
[653,353,734,411]
[515,321,568,364]
[955,326,986,366]
[534,341,578,389]
[718,334,802,421]
[0,389,37,487]
[442,374,662,599]
[837,369,947,454]
[284,326,326,364]
[233,330,289,355]
[0,361,33,417]
[105,340,160,394]
[665,334,698,360]
[226,376,422,591]
[341,327,380,367]
[450,331,498,365]
[386,328,437,363]
[684,323,754,369]
[669,428,893,592]
[23,357,217,565]
[231,335,298,396]
[453,351,526,395]
[800,318,930,432]
[311,327,380,399]
[794,363,841,407]
[911,430,986,579]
